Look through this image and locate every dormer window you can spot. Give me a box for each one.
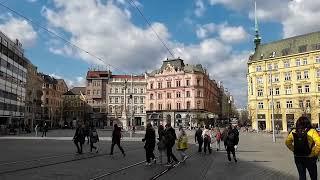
[299,45,307,53]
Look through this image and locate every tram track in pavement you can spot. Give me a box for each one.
[0,145,144,175]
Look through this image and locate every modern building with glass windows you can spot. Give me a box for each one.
[248,31,320,132]
[0,31,27,128]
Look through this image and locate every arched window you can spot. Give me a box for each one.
[197,101,201,109]
[150,103,154,110]
[176,91,181,98]
[150,93,154,100]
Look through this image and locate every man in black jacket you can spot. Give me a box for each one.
[164,123,178,166]
[73,124,85,154]
[195,127,203,152]
[110,124,125,156]
[225,125,239,162]
[142,123,156,165]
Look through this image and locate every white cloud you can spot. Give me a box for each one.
[50,73,86,89]
[196,23,215,39]
[0,17,37,47]
[43,0,248,107]
[195,0,206,17]
[218,24,248,43]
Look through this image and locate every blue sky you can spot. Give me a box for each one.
[0,0,319,108]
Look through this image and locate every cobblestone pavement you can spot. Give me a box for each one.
[0,131,318,180]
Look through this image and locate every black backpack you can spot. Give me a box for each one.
[293,129,312,156]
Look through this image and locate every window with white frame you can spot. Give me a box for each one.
[121,96,124,103]
[316,56,320,63]
[284,72,291,81]
[275,88,280,95]
[256,65,262,72]
[284,60,290,68]
[258,102,264,109]
[109,97,112,103]
[115,97,119,104]
[134,97,137,104]
[318,84,320,92]
[299,100,304,108]
[274,63,278,70]
[269,88,273,96]
[305,85,310,93]
[303,58,308,65]
[257,89,263,96]
[304,70,309,79]
[297,71,302,80]
[286,100,293,109]
[296,59,301,66]
[267,64,272,70]
[285,86,292,95]
[298,85,303,94]
[317,69,320,78]
[158,93,162,99]
[306,100,311,108]
[257,77,263,84]
[134,88,138,94]
[276,101,281,109]
[115,88,118,94]
[176,91,181,98]
[274,74,279,82]
[140,97,144,104]
[177,102,181,110]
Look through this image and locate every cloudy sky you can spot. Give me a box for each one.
[0,0,319,108]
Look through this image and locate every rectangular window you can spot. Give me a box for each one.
[296,59,301,66]
[186,80,190,86]
[285,86,292,95]
[121,96,124,103]
[276,101,281,109]
[304,71,309,79]
[140,97,144,104]
[167,103,171,110]
[297,72,302,80]
[257,77,263,84]
[176,80,181,87]
[109,97,112,103]
[274,74,279,82]
[158,104,162,110]
[317,69,320,78]
[177,103,181,110]
[134,97,137,104]
[158,82,162,89]
[306,100,311,108]
[305,85,310,93]
[284,60,290,68]
[158,93,162,99]
[167,93,171,99]
[286,101,293,109]
[167,81,171,88]
[115,97,119,104]
[186,91,190,97]
[318,84,320,92]
[257,89,263,96]
[150,83,153,89]
[256,65,262,72]
[303,58,308,65]
[186,101,191,109]
[299,100,304,108]
[316,56,320,64]
[275,88,280,95]
[284,72,291,81]
[258,102,264,109]
[267,64,272,70]
[274,63,278,70]
[299,45,307,53]
[298,85,303,94]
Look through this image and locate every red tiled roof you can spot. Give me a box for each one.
[111,75,145,79]
[86,71,110,78]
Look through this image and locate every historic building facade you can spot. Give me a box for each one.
[40,73,68,127]
[248,31,320,132]
[25,61,43,128]
[146,58,220,127]
[0,31,27,130]
[62,87,87,127]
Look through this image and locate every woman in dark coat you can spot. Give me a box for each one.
[109,124,125,156]
[157,125,166,164]
[73,124,86,154]
[143,123,156,165]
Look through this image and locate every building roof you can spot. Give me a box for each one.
[249,31,320,63]
[86,71,111,79]
[148,58,205,76]
[111,75,145,80]
[38,73,58,84]
[64,87,86,95]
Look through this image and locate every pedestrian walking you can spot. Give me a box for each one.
[110,124,126,156]
[215,128,222,151]
[142,123,156,166]
[164,123,178,166]
[225,125,239,163]
[73,124,86,154]
[89,126,99,153]
[35,124,38,137]
[157,125,166,165]
[202,125,212,154]
[177,126,188,162]
[285,116,320,180]
[84,124,90,144]
[195,127,203,153]
[41,123,47,137]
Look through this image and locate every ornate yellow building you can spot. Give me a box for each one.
[248,31,320,132]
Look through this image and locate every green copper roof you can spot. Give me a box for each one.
[249,31,320,63]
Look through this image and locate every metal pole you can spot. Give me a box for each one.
[270,70,276,143]
[131,74,133,128]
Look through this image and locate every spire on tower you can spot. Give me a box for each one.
[254,0,261,50]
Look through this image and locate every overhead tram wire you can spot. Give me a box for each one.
[0,1,135,76]
[127,0,175,58]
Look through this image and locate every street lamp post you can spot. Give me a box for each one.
[270,69,276,143]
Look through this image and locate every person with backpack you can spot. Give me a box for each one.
[202,125,212,154]
[164,123,178,166]
[215,128,222,151]
[110,124,126,157]
[225,125,239,162]
[89,126,99,153]
[285,116,320,180]
[73,123,86,154]
[142,123,156,166]
[195,127,203,153]
[177,126,188,162]
[157,125,166,165]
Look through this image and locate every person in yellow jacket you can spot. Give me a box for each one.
[285,116,320,180]
[177,126,188,162]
